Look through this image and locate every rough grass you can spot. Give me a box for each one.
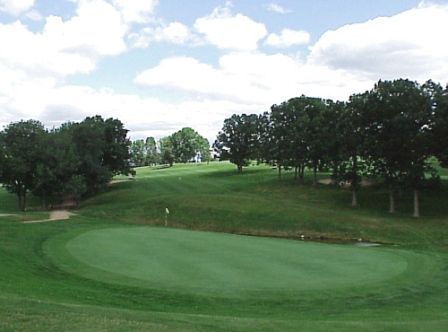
[1,161,448,331]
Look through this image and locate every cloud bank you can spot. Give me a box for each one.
[0,0,447,142]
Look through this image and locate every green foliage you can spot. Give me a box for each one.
[237,80,448,214]
[215,113,260,173]
[0,116,131,210]
[129,136,160,167]
[68,116,131,195]
[431,82,448,166]
[0,120,46,211]
[169,127,209,163]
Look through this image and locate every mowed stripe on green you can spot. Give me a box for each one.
[60,227,409,296]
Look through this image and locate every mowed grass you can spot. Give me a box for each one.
[1,161,448,331]
[46,227,412,295]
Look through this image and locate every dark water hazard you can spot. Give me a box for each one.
[303,237,384,247]
[239,232,389,247]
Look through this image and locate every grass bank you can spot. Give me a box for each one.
[1,161,448,331]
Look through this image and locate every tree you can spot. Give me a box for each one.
[0,116,131,210]
[169,127,209,163]
[63,116,131,196]
[215,114,260,173]
[357,79,434,216]
[129,139,147,166]
[335,97,370,206]
[267,96,330,185]
[102,117,132,176]
[0,120,46,211]
[129,136,160,167]
[145,136,159,165]
[32,128,85,210]
[159,136,175,166]
[430,82,448,168]
[259,100,310,181]
[258,110,289,179]
[301,97,331,187]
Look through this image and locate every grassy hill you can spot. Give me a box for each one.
[1,161,447,331]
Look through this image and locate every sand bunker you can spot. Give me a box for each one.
[22,210,76,224]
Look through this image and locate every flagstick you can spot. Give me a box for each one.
[165,207,169,227]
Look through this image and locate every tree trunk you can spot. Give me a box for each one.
[41,195,51,211]
[17,195,24,212]
[389,187,395,213]
[294,166,298,180]
[413,189,420,218]
[312,165,318,187]
[351,188,358,207]
[278,165,282,180]
[237,165,243,173]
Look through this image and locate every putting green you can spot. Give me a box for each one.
[46,227,417,297]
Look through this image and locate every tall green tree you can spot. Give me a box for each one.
[102,117,132,176]
[169,127,209,163]
[145,136,159,165]
[429,82,448,168]
[258,110,289,179]
[64,116,131,196]
[301,97,331,187]
[32,128,85,210]
[336,96,370,206]
[129,136,160,167]
[159,136,175,166]
[215,114,260,173]
[129,139,147,166]
[357,79,434,216]
[0,120,46,211]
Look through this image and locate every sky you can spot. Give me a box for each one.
[1,0,448,143]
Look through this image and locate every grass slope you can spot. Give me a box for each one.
[1,161,448,331]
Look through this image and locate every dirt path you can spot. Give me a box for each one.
[22,210,76,224]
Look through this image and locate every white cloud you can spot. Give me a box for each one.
[194,4,267,51]
[264,3,291,14]
[0,0,127,78]
[52,0,127,57]
[265,29,310,47]
[134,56,241,100]
[0,0,34,15]
[133,52,352,106]
[3,0,448,144]
[0,21,95,76]
[308,3,448,82]
[112,0,158,23]
[128,22,192,47]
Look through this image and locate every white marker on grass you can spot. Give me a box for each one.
[165,207,170,226]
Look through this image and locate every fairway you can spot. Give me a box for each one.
[3,162,448,331]
[48,227,412,296]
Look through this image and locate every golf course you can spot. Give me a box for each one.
[1,161,448,331]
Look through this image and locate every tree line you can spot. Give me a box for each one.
[214,79,448,217]
[0,116,131,211]
[129,127,210,167]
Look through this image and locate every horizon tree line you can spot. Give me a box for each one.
[2,78,448,216]
[214,78,448,217]
[129,127,210,167]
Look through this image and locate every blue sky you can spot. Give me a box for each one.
[1,0,447,142]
